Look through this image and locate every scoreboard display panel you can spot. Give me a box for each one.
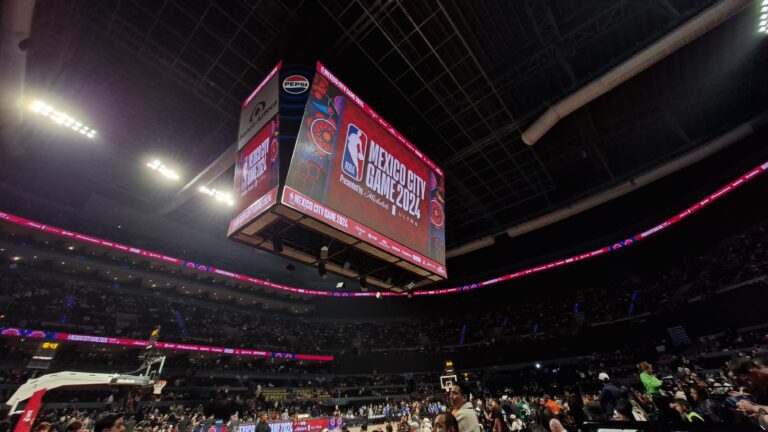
[27,341,60,370]
[283,63,446,277]
[229,63,282,236]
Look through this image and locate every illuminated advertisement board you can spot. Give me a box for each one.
[291,419,327,432]
[283,62,446,276]
[0,327,334,361]
[238,63,281,151]
[2,159,767,296]
[267,422,293,432]
[229,63,282,235]
[237,419,331,432]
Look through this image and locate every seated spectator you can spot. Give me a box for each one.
[94,413,126,432]
[543,395,559,416]
[548,419,567,432]
[672,399,704,422]
[688,385,723,422]
[433,413,459,432]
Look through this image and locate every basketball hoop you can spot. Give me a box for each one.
[440,374,457,393]
[152,380,167,395]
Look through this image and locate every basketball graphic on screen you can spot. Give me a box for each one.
[310,118,336,155]
[291,159,327,198]
[430,199,445,229]
[269,138,279,162]
[312,75,329,100]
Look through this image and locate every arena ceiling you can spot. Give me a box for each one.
[2,0,767,287]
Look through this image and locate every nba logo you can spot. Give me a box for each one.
[342,123,367,181]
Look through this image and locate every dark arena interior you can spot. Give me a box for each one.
[1,1,768,432]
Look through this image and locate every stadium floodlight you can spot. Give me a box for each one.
[199,185,234,206]
[760,3,768,32]
[147,160,180,181]
[28,100,97,138]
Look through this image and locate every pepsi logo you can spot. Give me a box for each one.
[283,75,309,94]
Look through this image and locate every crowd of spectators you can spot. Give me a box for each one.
[11,333,768,432]
[481,348,768,430]
[0,218,766,358]
[0,204,767,431]
[0,317,765,432]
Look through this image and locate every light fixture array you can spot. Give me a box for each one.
[199,185,234,206]
[29,100,96,138]
[147,160,180,180]
[760,0,767,33]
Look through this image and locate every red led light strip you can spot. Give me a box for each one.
[1,160,765,297]
[0,326,333,362]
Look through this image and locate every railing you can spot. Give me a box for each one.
[580,421,760,431]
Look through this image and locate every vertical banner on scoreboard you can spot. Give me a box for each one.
[284,72,346,201]
[229,62,282,236]
[428,170,446,265]
[284,63,446,276]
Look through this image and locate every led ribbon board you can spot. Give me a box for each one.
[0,327,333,361]
[2,160,765,297]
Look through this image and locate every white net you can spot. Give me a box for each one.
[152,380,167,395]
